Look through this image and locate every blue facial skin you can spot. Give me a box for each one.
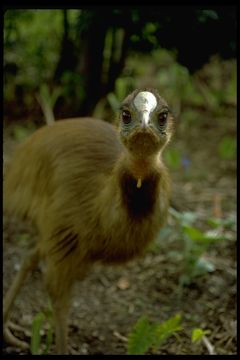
[119,105,169,140]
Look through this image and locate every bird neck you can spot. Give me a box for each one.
[120,150,162,187]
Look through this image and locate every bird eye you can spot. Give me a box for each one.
[122,110,132,124]
[158,111,168,126]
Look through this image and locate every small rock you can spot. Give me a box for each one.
[117,277,130,290]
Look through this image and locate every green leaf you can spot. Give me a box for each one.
[127,316,157,355]
[183,225,205,241]
[183,225,225,244]
[43,326,54,354]
[153,313,182,348]
[169,209,197,226]
[192,257,215,277]
[158,225,174,240]
[218,136,236,160]
[207,217,223,228]
[180,212,198,225]
[207,215,235,230]
[30,312,45,354]
[192,328,211,343]
[128,314,182,355]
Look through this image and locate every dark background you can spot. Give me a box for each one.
[4,6,236,120]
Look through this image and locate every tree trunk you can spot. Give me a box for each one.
[78,14,108,115]
[105,27,131,94]
[54,10,76,82]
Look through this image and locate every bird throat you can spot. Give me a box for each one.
[127,154,159,190]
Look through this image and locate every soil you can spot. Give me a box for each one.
[3,100,237,355]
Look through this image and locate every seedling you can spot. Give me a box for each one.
[157,208,235,286]
[30,304,53,355]
[127,313,182,355]
[191,328,215,355]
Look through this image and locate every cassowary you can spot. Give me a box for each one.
[3,88,174,354]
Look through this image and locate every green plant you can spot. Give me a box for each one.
[159,208,234,286]
[218,136,236,160]
[36,84,62,124]
[30,305,53,355]
[191,327,215,355]
[127,313,182,355]
[192,328,211,343]
[207,215,236,230]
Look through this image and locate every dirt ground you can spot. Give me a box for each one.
[3,98,237,355]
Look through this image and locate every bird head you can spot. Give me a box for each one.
[119,89,174,158]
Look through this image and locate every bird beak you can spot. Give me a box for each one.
[141,111,150,129]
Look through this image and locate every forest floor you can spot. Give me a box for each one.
[3,97,237,355]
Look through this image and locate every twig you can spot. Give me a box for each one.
[113,331,128,342]
[202,335,216,355]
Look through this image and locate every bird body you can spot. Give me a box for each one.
[4,117,169,264]
[3,89,174,354]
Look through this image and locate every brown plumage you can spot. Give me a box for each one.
[3,89,174,354]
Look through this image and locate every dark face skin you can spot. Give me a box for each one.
[119,89,174,157]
